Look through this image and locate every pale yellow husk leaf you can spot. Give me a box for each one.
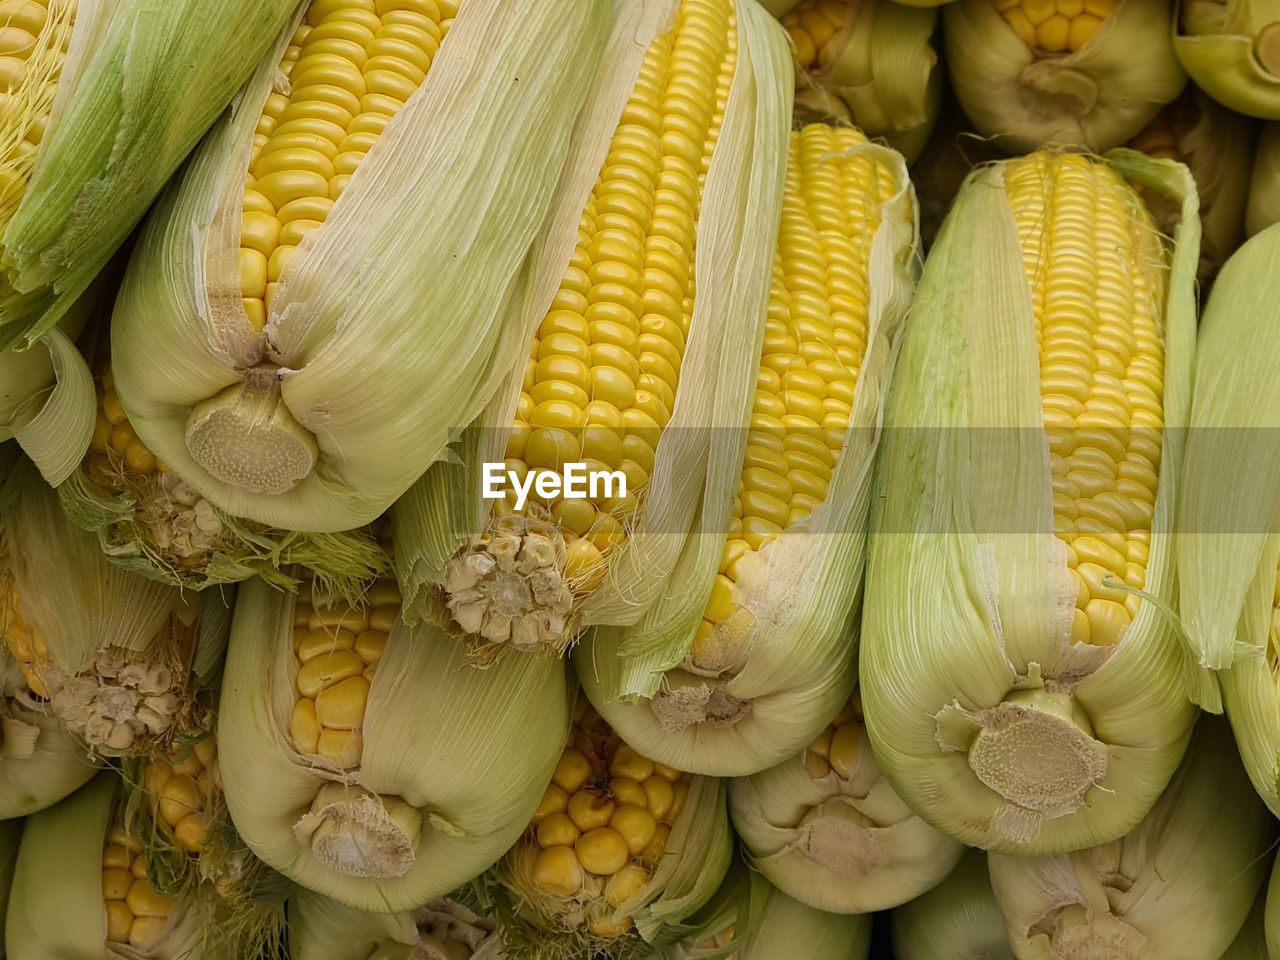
[945,0,1187,152]
[110,0,611,535]
[988,717,1275,960]
[860,150,1201,855]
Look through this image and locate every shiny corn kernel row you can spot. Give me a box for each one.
[500,0,738,588]
[1005,153,1166,647]
[144,735,218,855]
[780,0,848,71]
[89,366,165,479]
[239,0,459,331]
[103,827,173,950]
[994,0,1113,53]
[691,124,891,670]
[522,698,691,938]
[288,573,399,767]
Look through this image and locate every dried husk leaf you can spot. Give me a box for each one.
[1176,0,1280,118]
[945,0,1187,152]
[988,717,1276,960]
[111,0,611,534]
[860,150,1201,854]
[890,849,1015,960]
[1246,122,1280,234]
[5,773,217,959]
[0,0,299,350]
[728,705,963,913]
[391,0,795,660]
[218,575,572,913]
[575,140,916,778]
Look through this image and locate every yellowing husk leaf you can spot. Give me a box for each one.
[890,850,1015,960]
[1246,122,1280,234]
[109,0,611,536]
[1174,222,1280,805]
[728,691,963,913]
[291,892,504,960]
[1126,87,1255,285]
[484,697,731,957]
[391,0,794,662]
[988,717,1276,959]
[861,150,1201,855]
[218,569,572,913]
[1176,0,1280,118]
[945,0,1186,153]
[59,351,389,595]
[0,0,299,350]
[761,0,941,163]
[575,128,916,779]
[6,773,223,959]
[1,460,230,760]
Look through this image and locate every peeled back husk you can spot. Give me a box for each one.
[1126,87,1256,285]
[729,692,963,914]
[1246,123,1280,235]
[945,0,1187,153]
[391,0,794,661]
[6,772,215,960]
[1174,221,1280,804]
[218,574,572,913]
[762,0,942,163]
[290,891,504,960]
[890,849,1015,960]
[988,717,1276,960]
[0,0,299,350]
[110,0,611,535]
[1176,0,1280,118]
[2,459,230,759]
[575,133,917,779]
[861,150,1201,855]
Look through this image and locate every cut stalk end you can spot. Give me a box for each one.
[184,366,316,496]
[1018,61,1100,119]
[1254,22,1280,78]
[651,673,752,732]
[293,784,420,880]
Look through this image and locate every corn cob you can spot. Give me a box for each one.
[0,0,298,350]
[391,0,793,659]
[489,695,731,953]
[1126,87,1255,286]
[945,0,1185,152]
[988,718,1274,958]
[729,690,963,913]
[763,0,941,163]
[6,774,215,959]
[1175,0,1280,118]
[890,850,1015,960]
[576,123,915,777]
[1,459,229,759]
[107,0,611,537]
[1246,122,1280,235]
[218,532,573,912]
[290,891,502,960]
[861,150,1200,855]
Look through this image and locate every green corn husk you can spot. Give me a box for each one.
[1,460,232,762]
[0,0,299,350]
[861,150,1201,855]
[1176,0,1280,118]
[391,0,794,662]
[218,573,572,913]
[1126,87,1256,285]
[290,891,505,960]
[1220,879,1270,960]
[1246,123,1280,235]
[988,717,1276,959]
[646,856,769,960]
[945,0,1186,153]
[108,0,611,536]
[1174,222,1280,807]
[761,0,941,163]
[572,131,916,779]
[891,850,1014,960]
[5,772,234,959]
[0,281,97,485]
[728,692,963,914]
